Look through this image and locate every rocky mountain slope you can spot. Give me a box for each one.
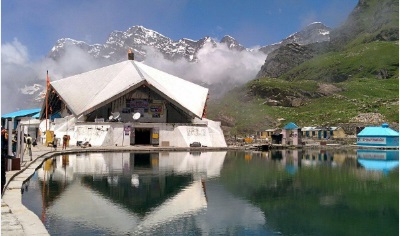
[330,0,399,47]
[256,0,398,80]
[256,42,330,79]
[259,22,331,55]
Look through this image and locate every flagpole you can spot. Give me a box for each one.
[45,71,49,131]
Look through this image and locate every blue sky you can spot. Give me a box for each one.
[2,0,358,60]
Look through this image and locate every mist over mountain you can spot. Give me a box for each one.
[2,22,331,113]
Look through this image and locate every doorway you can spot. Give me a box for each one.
[134,128,152,145]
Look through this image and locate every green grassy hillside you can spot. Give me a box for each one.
[208,41,398,134]
[281,41,398,82]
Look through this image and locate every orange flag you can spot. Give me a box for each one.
[46,70,50,89]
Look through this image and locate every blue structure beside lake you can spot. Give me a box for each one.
[357,123,399,148]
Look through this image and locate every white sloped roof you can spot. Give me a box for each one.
[301,127,318,131]
[51,60,209,118]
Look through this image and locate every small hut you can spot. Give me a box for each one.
[282,122,301,145]
[357,123,399,148]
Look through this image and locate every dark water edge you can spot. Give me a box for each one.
[21,149,399,236]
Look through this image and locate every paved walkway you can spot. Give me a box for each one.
[1,145,54,235]
[1,144,231,235]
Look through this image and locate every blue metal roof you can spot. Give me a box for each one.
[283,122,299,130]
[358,124,399,137]
[1,108,41,118]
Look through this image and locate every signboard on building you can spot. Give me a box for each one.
[357,137,386,145]
[124,125,131,136]
[152,128,159,145]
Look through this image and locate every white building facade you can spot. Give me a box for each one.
[40,58,226,148]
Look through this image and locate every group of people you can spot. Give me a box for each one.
[1,128,70,194]
[5,129,36,161]
[49,134,70,150]
[2,128,39,194]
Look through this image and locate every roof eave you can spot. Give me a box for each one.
[145,82,201,119]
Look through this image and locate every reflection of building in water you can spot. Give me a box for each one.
[243,149,357,177]
[38,151,226,181]
[36,151,226,217]
[302,149,334,162]
[33,151,269,235]
[267,149,357,169]
[43,179,268,235]
[38,157,74,183]
[357,149,399,174]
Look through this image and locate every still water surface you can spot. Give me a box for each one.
[22,149,399,235]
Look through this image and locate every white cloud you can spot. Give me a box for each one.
[144,41,266,92]
[1,38,29,64]
[1,39,107,113]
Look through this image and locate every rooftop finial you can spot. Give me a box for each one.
[128,49,134,60]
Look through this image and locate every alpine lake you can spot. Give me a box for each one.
[21,148,399,236]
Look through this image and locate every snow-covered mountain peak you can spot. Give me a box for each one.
[49,23,331,62]
[220,35,245,51]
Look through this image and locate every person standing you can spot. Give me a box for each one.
[62,135,68,150]
[11,131,17,156]
[1,128,8,151]
[1,128,8,194]
[26,134,33,161]
[53,134,57,150]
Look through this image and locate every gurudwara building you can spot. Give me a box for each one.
[39,53,226,148]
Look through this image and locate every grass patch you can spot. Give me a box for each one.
[208,77,398,134]
[281,41,399,82]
